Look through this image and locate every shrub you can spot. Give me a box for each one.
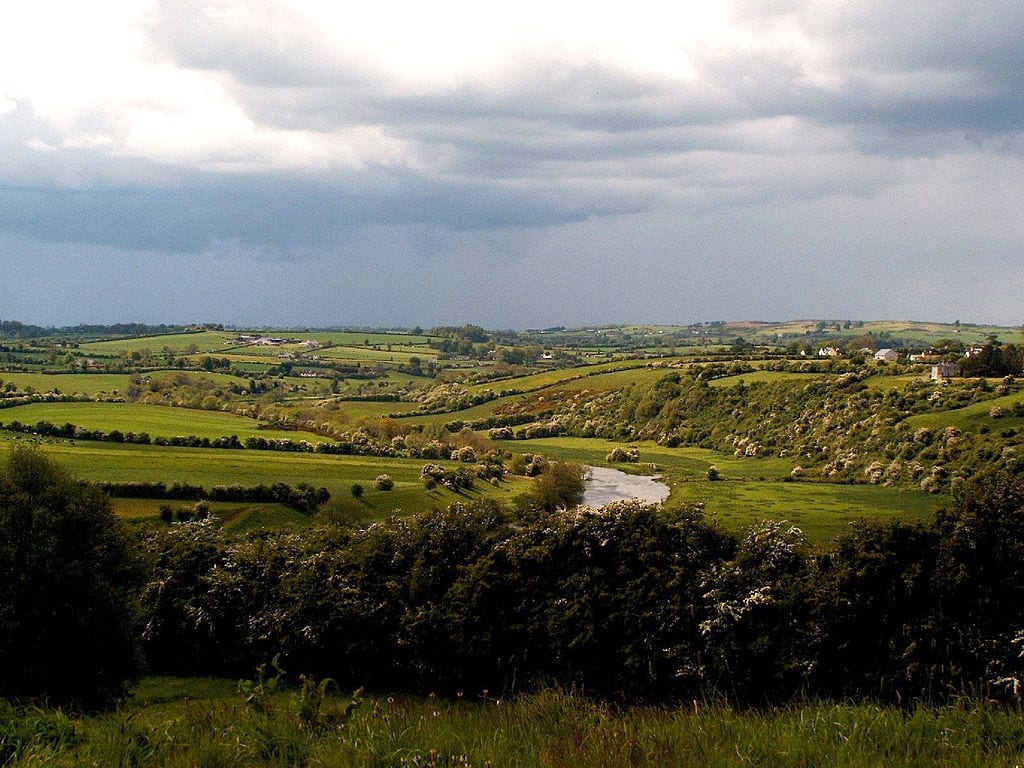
[451,446,477,463]
[350,483,364,499]
[606,446,640,463]
[374,474,394,491]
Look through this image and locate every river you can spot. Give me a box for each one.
[581,466,671,507]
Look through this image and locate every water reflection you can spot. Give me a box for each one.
[582,466,670,507]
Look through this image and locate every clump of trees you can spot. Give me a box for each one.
[0,448,143,707]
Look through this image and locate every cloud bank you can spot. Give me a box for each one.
[1,1,1021,327]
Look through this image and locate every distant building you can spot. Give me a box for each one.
[874,348,899,362]
[817,346,841,357]
[930,361,961,381]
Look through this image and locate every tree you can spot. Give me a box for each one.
[0,447,143,707]
[528,462,587,512]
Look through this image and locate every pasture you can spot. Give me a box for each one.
[906,389,1024,431]
[507,437,938,541]
[75,331,235,355]
[112,498,314,531]
[465,358,681,395]
[0,372,133,396]
[410,365,691,428]
[0,401,326,442]
[0,439,528,520]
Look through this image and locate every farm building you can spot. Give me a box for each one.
[930,361,961,381]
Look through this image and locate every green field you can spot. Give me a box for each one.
[765,319,1012,346]
[0,370,255,396]
[906,389,1024,430]
[76,331,235,355]
[289,330,434,347]
[410,366,691,428]
[671,478,937,540]
[465,359,679,395]
[0,402,326,442]
[0,439,528,519]
[0,372,133,395]
[507,437,937,541]
[112,497,314,531]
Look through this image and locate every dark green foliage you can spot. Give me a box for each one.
[960,341,1024,378]
[131,471,1024,705]
[813,520,940,700]
[0,447,143,707]
[699,521,817,702]
[932,470,1024,696]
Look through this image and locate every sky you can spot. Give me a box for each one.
[1,1,1022,329]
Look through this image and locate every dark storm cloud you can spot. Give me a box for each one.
[2,0,1023,327]
[0,168,649,254]
[730,1,1024,139]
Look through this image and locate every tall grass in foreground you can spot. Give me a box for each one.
[3,683,1024,767]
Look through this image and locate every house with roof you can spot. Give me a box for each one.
[874,348,899,362]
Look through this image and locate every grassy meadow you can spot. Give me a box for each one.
[906,388,1024,430]
[508,437,937,541]
[111,497,316,531]
[0,372,133,396]
[0,401,326,442]
[0,437,529,522]
[4,678,1024,768]
[75,331,236,355]
[464,358,679,395]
